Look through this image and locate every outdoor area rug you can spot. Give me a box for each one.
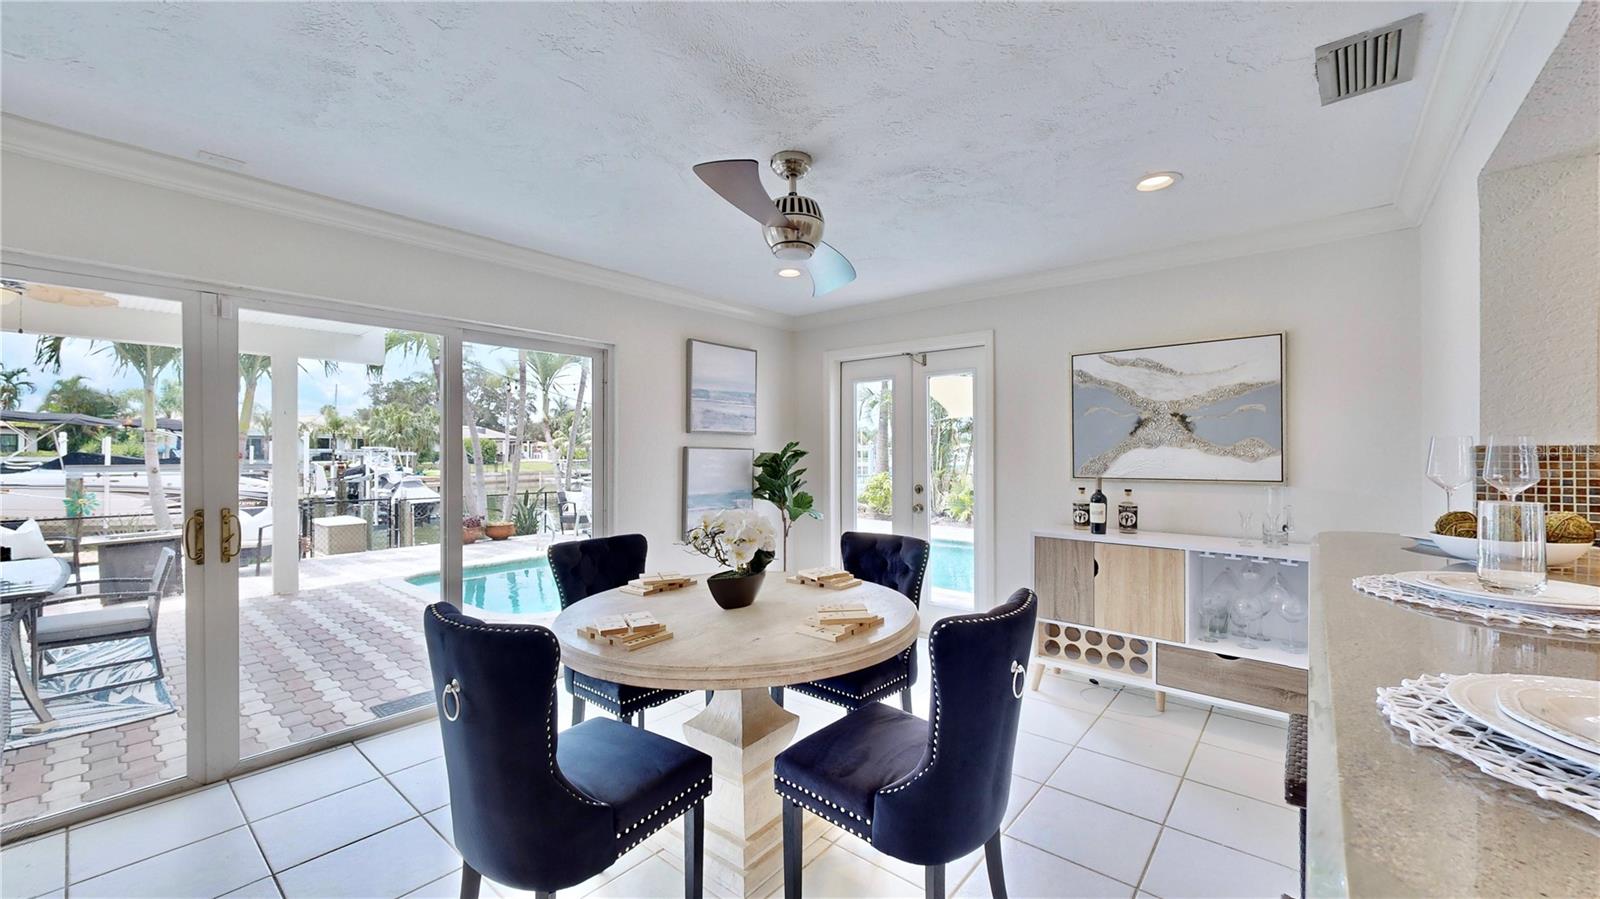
[3,636,177,751]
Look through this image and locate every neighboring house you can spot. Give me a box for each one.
[124,416,184,457]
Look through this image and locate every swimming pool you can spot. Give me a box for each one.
[409,557,563,615]
[411,538,975,615]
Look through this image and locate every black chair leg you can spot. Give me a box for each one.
[782,800,803,899]
[705,690,713,704]
[899,688,912,713]
[571,696,586,726]
[925,863,944,899]
[459,861,482,899]
[685,800,704,899]
[635,709,646,728]
[984,829,1007,899]
[771,686,785,707]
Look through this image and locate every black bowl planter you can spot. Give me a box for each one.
[707,570,765,610]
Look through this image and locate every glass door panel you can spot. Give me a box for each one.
[839,357,913,539]
[457,338,600,618]
[233,306,443,760]
[919,365,977,608]
[1,274,197,826]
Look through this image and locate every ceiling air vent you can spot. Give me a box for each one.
[1314,14,1422,106]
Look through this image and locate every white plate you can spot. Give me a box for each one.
[1445,674,1600,771]
[1416,534,1594,568]
[1393,571,1600,613]
[1496,678,1600,755]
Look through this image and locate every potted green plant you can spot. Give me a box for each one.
[685,509,776,609]
[753,441,822,570]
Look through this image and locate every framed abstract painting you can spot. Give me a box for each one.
[687,339,757,434]
[1071,333,1285,482]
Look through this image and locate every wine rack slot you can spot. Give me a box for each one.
[1035,621,1153,680]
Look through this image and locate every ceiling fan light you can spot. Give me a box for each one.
[776,267,803,279]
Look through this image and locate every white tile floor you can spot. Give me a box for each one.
[0,658,1299,899]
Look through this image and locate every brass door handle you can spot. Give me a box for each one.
[184,509,205,565]
[220,508,241,564]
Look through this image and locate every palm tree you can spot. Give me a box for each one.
[501,352,530,507]
[0,367,35,410]
[561,359,589,492]
[860,384,892,476]
[382,331,487,517]
[37,336,180,529]
[238,354,270,459]
[526,351,574,448]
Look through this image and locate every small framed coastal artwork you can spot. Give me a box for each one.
[687,339,757,434]
[683,446,755,535]
[1071,333,1285,482]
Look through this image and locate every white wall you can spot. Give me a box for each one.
[0,151,794,566]
[789,231,1422,600]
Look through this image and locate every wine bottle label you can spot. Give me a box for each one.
[1089,504,1107,524]
[1072,503,1090,528]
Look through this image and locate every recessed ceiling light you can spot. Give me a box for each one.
[1135,172,1182,192]
[776,267,803,279]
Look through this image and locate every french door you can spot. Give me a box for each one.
[1,258,609,836]
[838,346,987,610]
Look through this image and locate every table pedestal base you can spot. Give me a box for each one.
[682,688,799,898]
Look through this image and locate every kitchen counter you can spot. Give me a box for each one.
[1308,532,1600,898]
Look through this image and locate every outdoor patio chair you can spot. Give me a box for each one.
[238,507,273,576]
[775,588,1037,899]
[548,534,688,727]
[28,546,175,701]
[772,531,928,713]
[425,602,710,899]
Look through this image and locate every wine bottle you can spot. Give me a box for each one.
[1118,489,1139,533]
[1072,487,1090,530]
[1089,479,1108,535]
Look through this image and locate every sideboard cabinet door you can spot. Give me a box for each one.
[1033,536,1095,623]
[1091,544,1186,642]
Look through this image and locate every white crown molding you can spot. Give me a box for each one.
[1392,2,1527,224]
[788,203,1413,331]
[0,115,794,329]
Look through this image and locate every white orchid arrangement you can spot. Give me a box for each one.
[685,508,778,577]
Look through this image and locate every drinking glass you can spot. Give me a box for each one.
[1237,511,1255,546]
[1233,561,1267,637]
[1477,500,1547,594]
[1267,573,1307,652]
[1482,435,1540,499]
[1228,588,1269,649]
[1426,436,1475,512]
[1200,567,1239,643]
[1262,487,1291,546]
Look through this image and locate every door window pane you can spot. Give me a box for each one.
[852,379,893,533]
[456,343,594,616]
[1,278,188,825]
[235,314,442,759]
[926,371,975,605]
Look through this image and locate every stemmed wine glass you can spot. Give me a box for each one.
[1199,567,1239,643]
[1426,436,1476,512]
[1482,435,1540,499]
[1267,573,1306,653]
[1229,587,1269,650]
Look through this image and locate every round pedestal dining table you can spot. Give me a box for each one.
[551,576,919,899]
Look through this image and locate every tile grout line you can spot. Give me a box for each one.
[226,777,284,898]
[56,785,246,890]
[1130,706,1212,894]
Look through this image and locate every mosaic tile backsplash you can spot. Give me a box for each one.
[1474,444,1600,541]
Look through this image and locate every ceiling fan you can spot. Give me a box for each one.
[693,150,856,297]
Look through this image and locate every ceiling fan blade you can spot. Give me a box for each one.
[808,242,856,297]
[693,159,788,229]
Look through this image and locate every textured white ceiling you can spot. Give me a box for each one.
[1,2,1453,315]
[1484,1,1597,173]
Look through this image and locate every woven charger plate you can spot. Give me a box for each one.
[1352,575,1600,638]
[1377,673,1600,822]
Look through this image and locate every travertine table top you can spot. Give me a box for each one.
[552,576,919,691]
[1309,533,1600,898]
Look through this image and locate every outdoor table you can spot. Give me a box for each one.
[551,577,919,898]
[0,557,73,737]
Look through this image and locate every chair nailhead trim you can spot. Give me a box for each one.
[429,605,605,809]
[775,782,870,840]
[878,593,1035,797]
[790,666,908,706]
[615,774,714,854]
[568,677,679,714]
[775,776,871,826]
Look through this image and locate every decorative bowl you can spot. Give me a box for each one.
[1428,532,1593,568]
[707,571,765,609]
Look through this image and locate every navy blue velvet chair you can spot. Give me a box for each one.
[425,602,712,899]
[773,532,929,713]
[774,588,1037,899]
[549,535,688,727]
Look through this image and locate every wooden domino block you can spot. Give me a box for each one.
[822,578,863,590]
[594,616,630,636]
[618,585,653,596]
[795,624,852,642]
[619,630,673,651]
[817,601,868,613]
[817,609,880,626]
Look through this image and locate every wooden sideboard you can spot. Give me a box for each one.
[1028,528,1310,715]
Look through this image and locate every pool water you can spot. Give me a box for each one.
[410,538,975,615]
[929,538,974,595]
[409,557,562,615]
